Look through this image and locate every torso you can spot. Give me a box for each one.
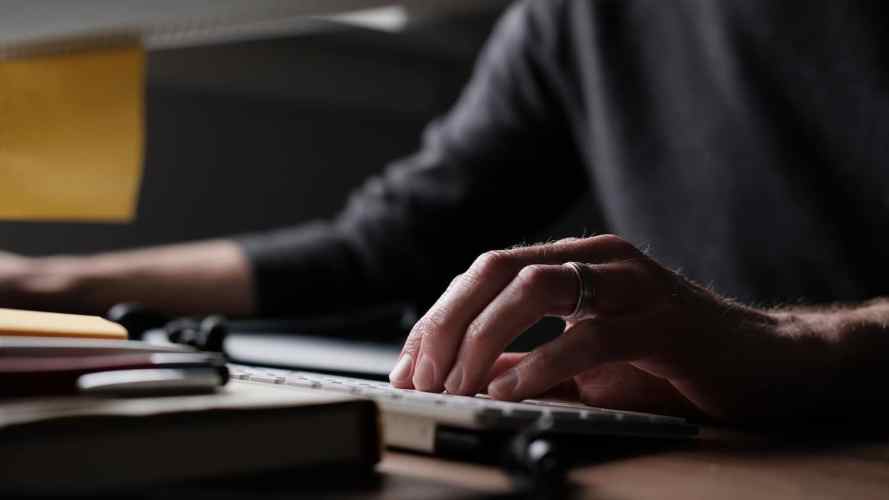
[551,0,889,303]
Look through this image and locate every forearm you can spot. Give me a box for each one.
[765,298,889,416]
[13,240,255,316]
[641,288,889,423]
[772,297,889,360]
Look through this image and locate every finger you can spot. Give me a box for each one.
[389,273,464,388]
[571,258,675,320]
[485,352,526,382]
[447,257,674,395]
[481,353,579,400]
[392,235,636,390]
[390,253,522,391]
[443,264,578,395]
[487,317,647,401]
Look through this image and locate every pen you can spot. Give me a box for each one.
[0,352,227,398]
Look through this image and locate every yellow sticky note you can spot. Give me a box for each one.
[0,308,127,340]
[0,44,144,221]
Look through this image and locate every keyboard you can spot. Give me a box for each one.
[229,364,698,452]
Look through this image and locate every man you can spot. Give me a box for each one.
[2,0,889,423]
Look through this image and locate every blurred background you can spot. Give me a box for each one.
[0,2,595,259]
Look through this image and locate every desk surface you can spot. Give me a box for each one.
[379,439,889,500]
[20,433,888,498]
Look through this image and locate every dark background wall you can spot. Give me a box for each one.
[0,6,594,258]
[0,10,487,254]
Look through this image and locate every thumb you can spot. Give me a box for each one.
[481,352,579,400]
[487,317,645,401]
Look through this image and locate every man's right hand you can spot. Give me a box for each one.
[388,235,889,425]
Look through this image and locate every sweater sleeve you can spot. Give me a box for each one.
[238,0,587,316]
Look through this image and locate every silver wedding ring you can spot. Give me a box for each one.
[564,261,595,319]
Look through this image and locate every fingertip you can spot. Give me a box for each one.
[487,369,520,400]
[388,353,414,388]
[486,352,527,383]
[443,364,464,395]
[411,353,441,391]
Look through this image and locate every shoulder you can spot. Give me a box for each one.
[499,0,568,44]
[496,0,651,57]
[482,0,576,66]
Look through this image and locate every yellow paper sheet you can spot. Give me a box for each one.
[0,308,127,340]
[0,44,144,221]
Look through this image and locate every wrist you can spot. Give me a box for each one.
[773,298,889,347]
[16,255,99,311]
[772,299,889,411]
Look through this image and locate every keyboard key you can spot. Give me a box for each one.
[522,398,591,411]
[506,409,543,419]
[283,376,321,389]
[229,364,695,438]
[247,373,284,384]
[319,383,354,394]
[550,410,583,421]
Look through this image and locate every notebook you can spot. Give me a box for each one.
[0,310,379,493]
[0,380,379,493]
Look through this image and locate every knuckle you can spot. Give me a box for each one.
[471,250,516,279]
[401,334,423,355]
[443,272,465,294]
[621,257,673,295]
[514,265,549,297]
[594,233,625,245]
[554,236,581,244]
[410,312,449,346]
[592,234,639,257]
[448,273,464,288]
[463,319,487,345]
[516,264,547,286]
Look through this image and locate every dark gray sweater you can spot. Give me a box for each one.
[241,0,889,315]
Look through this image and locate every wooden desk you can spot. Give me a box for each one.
[379,439,889,500]
[71,437,889,498]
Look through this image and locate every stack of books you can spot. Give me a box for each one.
[0,308,380,493]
